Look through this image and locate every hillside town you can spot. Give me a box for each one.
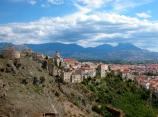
[1,47,158,97]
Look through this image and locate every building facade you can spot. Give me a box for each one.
[61,71,72,83]
[98,64,109,78]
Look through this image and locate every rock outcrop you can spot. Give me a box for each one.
[0,79,8,99]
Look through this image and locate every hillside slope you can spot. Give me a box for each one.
[0,57,158,117]
[0,57,99,117]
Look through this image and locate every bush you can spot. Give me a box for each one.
[83,72,158,117]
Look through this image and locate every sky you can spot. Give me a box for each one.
[0,0,158,51]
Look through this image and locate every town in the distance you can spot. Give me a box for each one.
[2,47,158,97]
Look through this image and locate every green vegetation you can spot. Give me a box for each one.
[82,73,158,117]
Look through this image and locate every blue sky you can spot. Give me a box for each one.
[0,0,158,51]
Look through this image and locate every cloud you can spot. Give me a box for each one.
[47,0,64,5]
[40,0,65,7]
[75,0,153,14]
[77,0,105,9]
[111,0,152,12]
[10,0,37,5]
[28,0,37,5]
[0,11,158,51]
[136,12,151,19]
[0,0,158,51]
[10,0,153,11]
[9,0,64,6]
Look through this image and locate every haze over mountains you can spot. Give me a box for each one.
[1,42,158,62]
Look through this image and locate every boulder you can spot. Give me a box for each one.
[5,60,17,74]
[13,59,21,69]
[0,80,8,99]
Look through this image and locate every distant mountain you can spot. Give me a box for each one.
[0,43,13,50]
[25,43,85,58]
[25,43,158,62]
[0,42,158,62]
[0,43,28,52]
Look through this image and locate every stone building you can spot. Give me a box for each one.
[122,71,135,81]
[63,58,78,66]
[12,50,21,59]
[61,71,72,83]
[81,68,96,79]
[61,70,83,83]
[98,64,109,78]
[33,53,45,61]
[48,63,58,76]
[71,70,83,83]
[47,51,64,77]
[53,51,63,68]
[20,49,33,58]
[2,47,14,59]
[3,47,21,59]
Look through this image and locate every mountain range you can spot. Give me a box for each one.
[1,42,158,62]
